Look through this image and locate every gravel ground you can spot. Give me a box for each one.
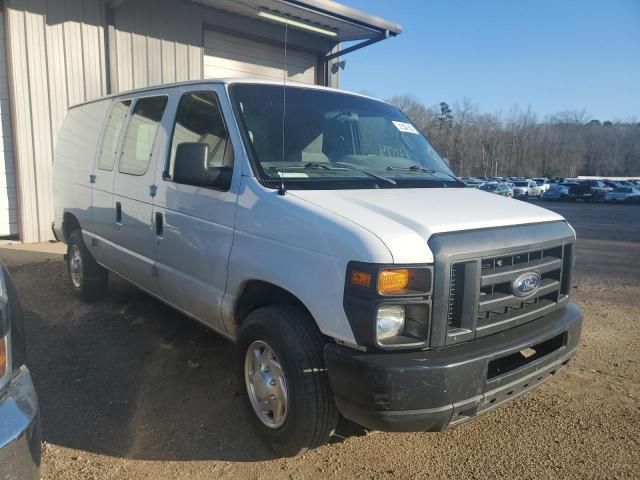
[1,201,639,479]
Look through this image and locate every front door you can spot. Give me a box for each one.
[112,95,169,294]
[152,86,238,333]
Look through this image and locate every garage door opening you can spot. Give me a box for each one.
[203,28,318,84]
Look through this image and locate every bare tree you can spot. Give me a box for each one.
[388,94,640,178]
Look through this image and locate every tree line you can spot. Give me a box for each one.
[388,95,640,178]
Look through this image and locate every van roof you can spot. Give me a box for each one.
[69,78,384,110]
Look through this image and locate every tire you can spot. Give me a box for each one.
[507,193,513,198]
[67,229,108,302]
[237,305,338,457]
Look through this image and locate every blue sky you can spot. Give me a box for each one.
[339,0,640,121]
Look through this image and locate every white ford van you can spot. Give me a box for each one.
[52,79,582,456]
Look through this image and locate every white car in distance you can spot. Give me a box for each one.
[533,178,552,193]
[512,180,543,198]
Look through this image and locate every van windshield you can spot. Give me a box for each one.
[229,84,462,189]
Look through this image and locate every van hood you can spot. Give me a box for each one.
[290,188,565,263]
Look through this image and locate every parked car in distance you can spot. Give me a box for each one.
[532,177,551,192]
[605,187,640,204]
[479,182,513,197]
[567,180,608,202]
[542,183,575,202]
[462,177,484,188]
[602,180,623,190]
[52,79,582,456]
[512,180,543,198]
[0,262,41,479]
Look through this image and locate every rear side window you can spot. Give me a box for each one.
[167,91,229,177]
[119,96,168,176]
[97,100,131,171]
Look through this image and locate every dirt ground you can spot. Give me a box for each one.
[1,201,639,479]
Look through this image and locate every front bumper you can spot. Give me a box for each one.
[0,367,41,480]
[325,302,582,432]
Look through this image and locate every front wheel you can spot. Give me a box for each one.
[67,230,108,301]
[237,305,338,457]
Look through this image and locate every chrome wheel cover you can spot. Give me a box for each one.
[69,244,83,288]
[244,340,288,429]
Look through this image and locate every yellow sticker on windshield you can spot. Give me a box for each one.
[392,121,419,134]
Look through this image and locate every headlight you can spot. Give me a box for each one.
[344,262,433,350]
[0,336,7,382]
[376,305,405,344]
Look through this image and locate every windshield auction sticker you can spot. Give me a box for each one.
[392,121,419,134]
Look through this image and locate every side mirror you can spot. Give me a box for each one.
[173,142,232,190]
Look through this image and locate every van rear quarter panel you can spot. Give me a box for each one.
[53,100,111,240]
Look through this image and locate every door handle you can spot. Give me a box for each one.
[155,212,163,237]
[115,202,122,224]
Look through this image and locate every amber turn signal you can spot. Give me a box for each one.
[0,338,6,378]
[350,270,372,288]
[378,269,410,294]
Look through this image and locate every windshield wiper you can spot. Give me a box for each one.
[303,162,349,170]
[386,165,436,174]
[268,163,349,172]
[269,162,397,185]
[333,162,397,185]
[388,165,465,185]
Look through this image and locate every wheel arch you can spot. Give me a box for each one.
[234,280,316,329]
[62,211,81,242]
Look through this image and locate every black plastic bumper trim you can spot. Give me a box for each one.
[324,302,582,432]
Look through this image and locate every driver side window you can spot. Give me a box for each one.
[167,91,229,178]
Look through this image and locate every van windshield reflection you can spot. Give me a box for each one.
[229,84,462,189]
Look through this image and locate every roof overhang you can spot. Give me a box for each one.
[188,0,402,42]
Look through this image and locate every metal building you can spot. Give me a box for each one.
[0,0,400,242]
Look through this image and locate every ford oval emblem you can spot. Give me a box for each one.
[512,272,541,297]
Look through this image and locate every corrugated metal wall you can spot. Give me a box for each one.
[0,10,18,237]
[5,0,336,242]
[5,0,107,242]
[107,0,334,93]
[110,0,203,92]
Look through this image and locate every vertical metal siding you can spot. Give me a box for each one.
[6,0,107,242]
[111,0,204,93]
[0,10,18,237]
[81,0,106,100]
[5,0,336,242]
[24,0,54,241]
[6,0,37,242]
